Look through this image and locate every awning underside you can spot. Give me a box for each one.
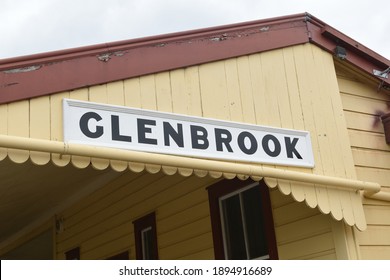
[0,134,381,231]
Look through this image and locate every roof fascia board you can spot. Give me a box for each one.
[0,14,310,104]
[0,13,308,70]
[306,15,390,89]
[1,13,389,104]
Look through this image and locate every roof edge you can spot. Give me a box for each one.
[0,13,308,70]
[305,14,390,90]
[0,13,311,104]
[1,13,389,104]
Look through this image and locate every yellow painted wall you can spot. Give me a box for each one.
[55,170,336,260]
[336,63,390,259]
[271,188,338,259]
[1,44,361,223]
[56,172,217,260]
[0,43,356,183]
[2,43,355,259]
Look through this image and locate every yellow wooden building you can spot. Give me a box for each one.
[1,13,390,260]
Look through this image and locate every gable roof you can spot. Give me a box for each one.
[1,12,389,104]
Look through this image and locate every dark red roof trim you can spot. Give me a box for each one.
[0,13,389,104]
[306,15,390,86]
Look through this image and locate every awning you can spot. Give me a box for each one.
[0,134,384,231]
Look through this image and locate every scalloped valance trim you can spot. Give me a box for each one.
[1,134,383,230]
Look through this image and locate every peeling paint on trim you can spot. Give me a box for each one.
[97,51,126,62]
[1,13,389,104]
[260,26,270,32]
[3,65,41,74]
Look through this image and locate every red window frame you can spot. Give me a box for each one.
[133,212,158,260]
[207,178,278,260]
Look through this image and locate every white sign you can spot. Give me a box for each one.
[63,99,314,168]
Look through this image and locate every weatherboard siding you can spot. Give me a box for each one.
[54,170,335,259]
[0,43,357,183]
[270,188,336,259]
[2,43,348,259]
[55,172,216,260]
[337,64,390,259]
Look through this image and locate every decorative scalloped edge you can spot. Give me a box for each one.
[2,152,367,230]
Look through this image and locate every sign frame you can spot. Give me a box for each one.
[63,99,314,168]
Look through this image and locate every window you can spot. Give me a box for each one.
[208,179,278,260]
[133,212,158,260]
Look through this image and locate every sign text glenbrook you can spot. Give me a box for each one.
[63,99,314,167]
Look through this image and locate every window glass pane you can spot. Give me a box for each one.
[221,195,247,259]
[141,228,153,260]
[242,187,268,259]
[208,179,278,260]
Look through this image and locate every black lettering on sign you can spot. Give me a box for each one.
[137,118,157,145]
[163,122,184,147]
[285,137,303,159]
[190,125,209,149]
[237,131,257,155]
[215,128,233,152]
[111,115,132,142]
[262,134,281,157]
[79,112,103,138]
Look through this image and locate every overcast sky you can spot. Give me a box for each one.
[1,0,389,60]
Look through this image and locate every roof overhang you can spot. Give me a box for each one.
[1,13,389,104]
[0,133,385,236]
[0,154,121,250]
